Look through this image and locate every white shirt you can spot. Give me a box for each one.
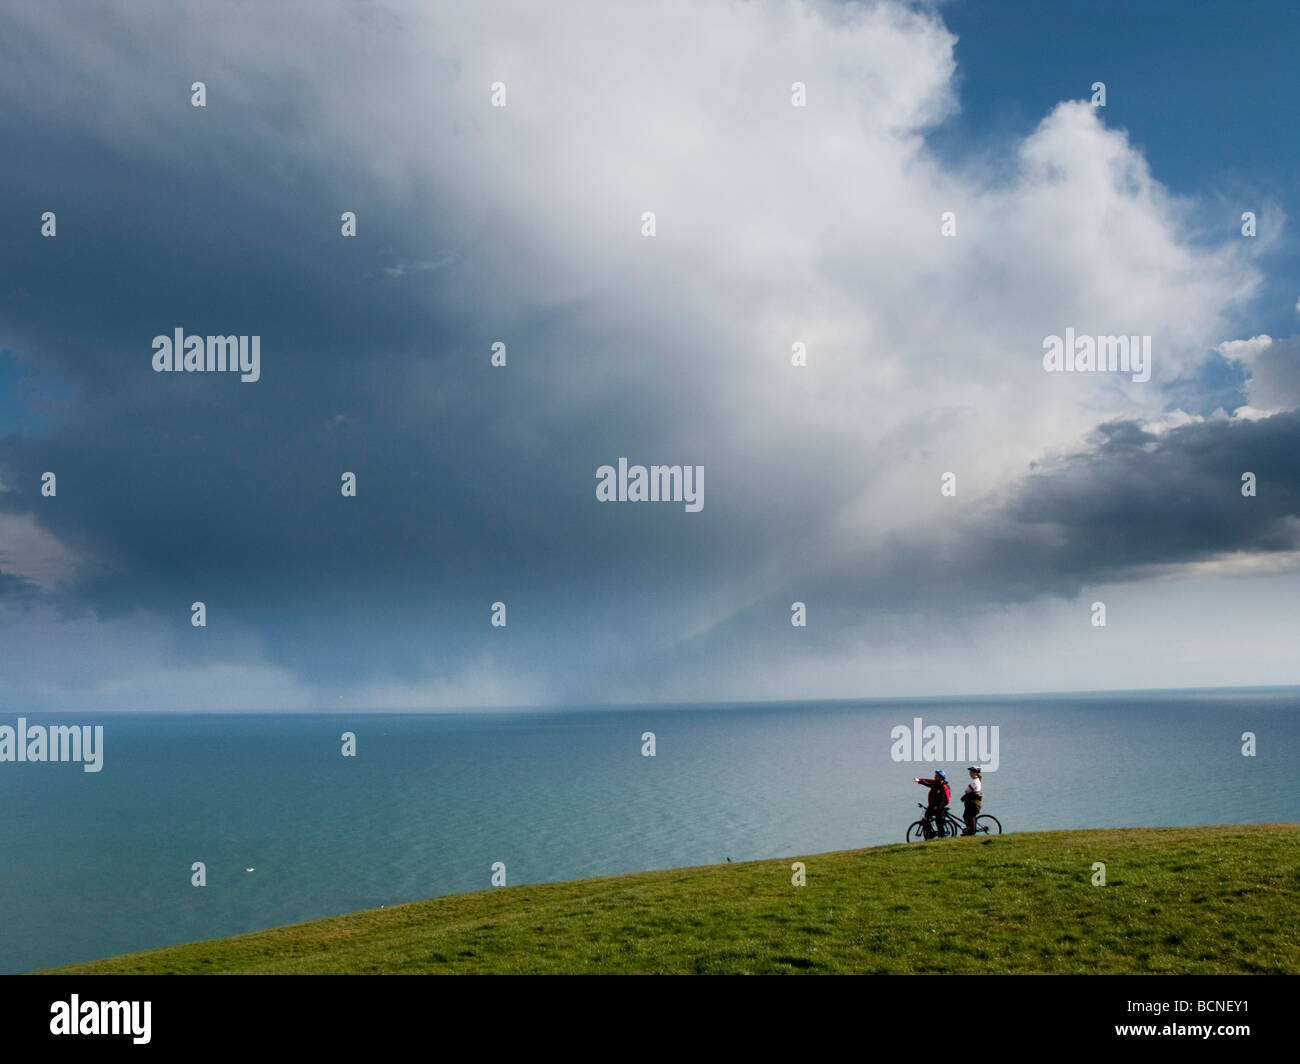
[964,777,982,796]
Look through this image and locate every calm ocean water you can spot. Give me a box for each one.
[1,690,1296,972]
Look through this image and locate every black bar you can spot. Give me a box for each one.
[3,974,1278,1052]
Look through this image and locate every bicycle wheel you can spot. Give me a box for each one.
[906,820,930,843]
[945,816,964,838]
[975,813,1002,835]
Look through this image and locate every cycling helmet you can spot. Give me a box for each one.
[935,770,947,780]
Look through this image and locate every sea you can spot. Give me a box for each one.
[2,689,1296,973]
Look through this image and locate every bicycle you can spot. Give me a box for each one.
[905,802,1002,842]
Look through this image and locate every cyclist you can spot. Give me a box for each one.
[914,770,951,837]
[960,765,982,835]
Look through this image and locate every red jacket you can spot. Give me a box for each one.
[916,777,950,806]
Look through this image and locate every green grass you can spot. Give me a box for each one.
[39,824,1300,974]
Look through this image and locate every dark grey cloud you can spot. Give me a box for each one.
[1004,413,1300,576]
[708,408,1300,625]
[0,47,820,696]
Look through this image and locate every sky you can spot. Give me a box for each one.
[1,0,1298,711]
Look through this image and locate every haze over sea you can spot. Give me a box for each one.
[2,689,1295,973]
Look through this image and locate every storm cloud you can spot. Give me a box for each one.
[0,0,1294,708]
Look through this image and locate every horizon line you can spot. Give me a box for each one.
[7,681,1299,715]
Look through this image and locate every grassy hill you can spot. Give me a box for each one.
[40,824,1300,974]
